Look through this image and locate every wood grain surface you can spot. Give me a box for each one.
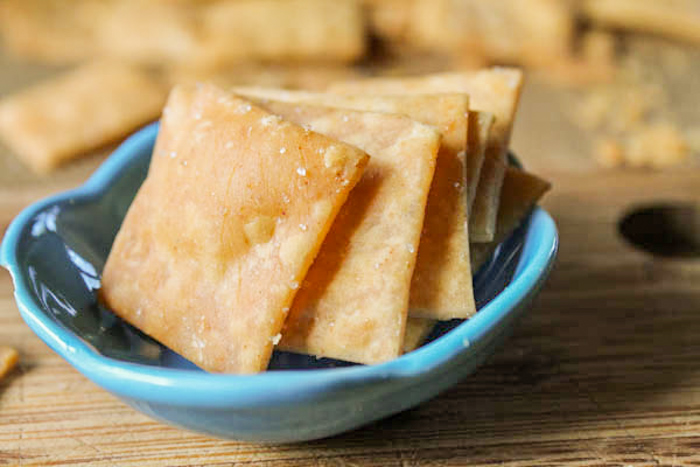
[2,49,700,466]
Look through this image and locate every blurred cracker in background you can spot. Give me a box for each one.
[0,0,698,174]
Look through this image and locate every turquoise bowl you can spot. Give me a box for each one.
[0,123,558,443]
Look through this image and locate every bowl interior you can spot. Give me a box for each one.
[6,126,527,372]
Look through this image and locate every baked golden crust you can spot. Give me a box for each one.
[100,84,369,373]
[256,100,440,364]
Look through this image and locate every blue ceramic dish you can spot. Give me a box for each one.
[1,123,558,443]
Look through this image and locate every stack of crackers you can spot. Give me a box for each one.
[99,69,551,374]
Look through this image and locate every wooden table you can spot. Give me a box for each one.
[2,51,700,466]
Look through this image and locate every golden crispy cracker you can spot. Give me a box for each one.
[201,0,365,65]
[0,346,19,380]
[329,68,525,242]
[470,156,508,242]
[467,111,493,214]
[583,0,700,45]
[257,101,441,364]
[404,167,551,353]
[100,85,369,373]
[234,87,476,319]
[0,61,167,174]
[471,166,551,270]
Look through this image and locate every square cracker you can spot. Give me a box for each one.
[470,166,551,270]
[329,68,525,242]
[257,100,441,364]
[100,84,369,373]
[202,0,365,65]
[234,87,475,319]
[467,111,494,214]
[0,61,167,174]
[403,166,551,353]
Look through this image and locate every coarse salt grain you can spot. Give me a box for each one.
[296,167,307,176]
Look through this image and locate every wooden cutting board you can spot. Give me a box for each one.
[2,49,700,466]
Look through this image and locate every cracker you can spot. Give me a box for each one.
[404,167,551,353]
[467,111,494,214]
[0,61,167,174]
[583,0,700,45]
[100,85,369,373]
[257,100,441,364]
[471,167,552,272]
[329,68,525,242]
[201,0,365,65]
[403,318,435,354]
[234,87,476,319]
[0,346,19,380]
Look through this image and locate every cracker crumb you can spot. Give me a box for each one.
[0,346,19,380]
[626,123,689,168]
[594,138,625,168]
[323,145,347,169]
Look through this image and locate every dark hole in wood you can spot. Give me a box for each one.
[619,203,700,258]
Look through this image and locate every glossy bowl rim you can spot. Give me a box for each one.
[0,123,558,408]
